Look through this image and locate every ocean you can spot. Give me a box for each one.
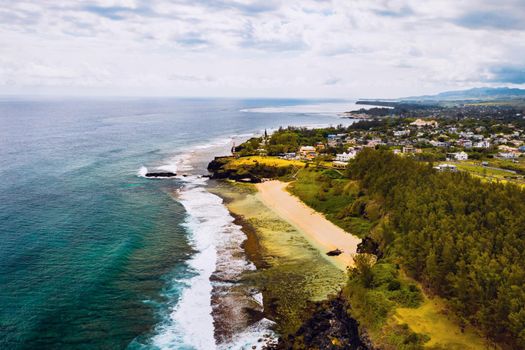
[0,97,360,349]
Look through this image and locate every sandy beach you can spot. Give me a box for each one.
[255,180,361,271]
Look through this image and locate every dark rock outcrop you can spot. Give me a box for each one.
[267,297,375,350]
[207,156,262,183]
[327,249,343,256]
[145,172,177,178]
[356,237,382,258]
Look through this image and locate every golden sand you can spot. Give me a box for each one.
[255,180,361,271]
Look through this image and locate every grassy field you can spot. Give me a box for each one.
[441,160,525,187]
[225,156,305,169]
[395,296,496,349]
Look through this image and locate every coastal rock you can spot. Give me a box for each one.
[268,297,373,350]
[145,172,177,178]
[327,248,343,256]
[207,156,262,183]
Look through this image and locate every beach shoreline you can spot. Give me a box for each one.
[255,180,361,271]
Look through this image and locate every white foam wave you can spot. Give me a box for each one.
[151,173,273,349]
[146,135,275,349]
[151,178,219,349]
[137,166,148,177]
[218,318,277,350]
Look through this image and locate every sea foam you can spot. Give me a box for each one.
[151,177,219,349]
[148,136,275,349]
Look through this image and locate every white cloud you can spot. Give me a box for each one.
[0,0,524,98]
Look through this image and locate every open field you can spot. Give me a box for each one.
[225,156,305,169]
[441,160,525,186]
[395,295,495,349]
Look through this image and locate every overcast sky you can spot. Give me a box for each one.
[1,0,524,98]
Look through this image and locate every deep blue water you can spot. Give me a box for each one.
[0,97,351,349]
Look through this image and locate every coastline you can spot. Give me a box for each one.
[209,180,346,337]
[255,180,361,271]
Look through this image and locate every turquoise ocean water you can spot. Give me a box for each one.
[0,98,357,349]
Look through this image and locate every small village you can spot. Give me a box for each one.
[232,115,525,186]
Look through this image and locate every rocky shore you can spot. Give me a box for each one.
[267,296,376,350]
[207,156,262,183]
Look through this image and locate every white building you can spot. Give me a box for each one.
[394,130,410,137]
[335,151,356,162]
[499,152,518,159]
[411,119,438,128]
[474,140,490,148]
[452,151,468,161]
[299,146,317,159]
[434,164,458,172]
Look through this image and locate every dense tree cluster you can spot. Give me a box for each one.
[266,126,348,155]
[348,149,525,348]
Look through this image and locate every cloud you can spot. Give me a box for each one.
[0,0,524,98]
[324,77,342,85]
[488,66,525,84]
[453,10,525,30]
[175,32,210,48]
[373,5,413,18]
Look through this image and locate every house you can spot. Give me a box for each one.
[499,152,518,159]
[472,134,484,141]
[335,151,355,162]
[474,140,490,148]
[315,142,325,150]
[366,139,384,147]
[434,164,457,172]
[394,130,410,137]
[281,152,297,160]
[402,145,415,154]
[451,151,468,161]
[327,134,347,147]
[299,146,317,160]
[430,140,450,148]
[410,119,438,128]
[457,139,473,148]
[332,161,348,169]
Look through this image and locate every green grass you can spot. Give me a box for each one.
[444,161,525,187]
[345,261,495,349]
[395,296,496,349]
[225,155,305,169]
[287,168,372,238]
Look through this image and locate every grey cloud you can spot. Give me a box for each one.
[453,10,525,30]
[175,32,210,48]
[489,66,525,84]
[82,4,157,20]
[324,77,342,85]
[373,5,413,18]
[187,0,281,15]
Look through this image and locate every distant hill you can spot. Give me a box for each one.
[402,87,525,101]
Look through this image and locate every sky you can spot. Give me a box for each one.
[1,0,525,99]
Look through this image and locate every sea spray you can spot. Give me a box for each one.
[150,178,217,349]
[145,135,276,349]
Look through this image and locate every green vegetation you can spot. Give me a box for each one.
[209,155,303,180]
[212,125,525,349]
[287,168,373,237]
[348,149,525,349]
